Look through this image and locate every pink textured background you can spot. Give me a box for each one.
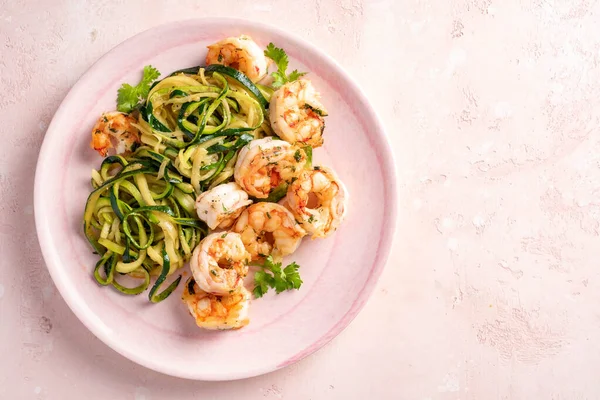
[2,0,600,399]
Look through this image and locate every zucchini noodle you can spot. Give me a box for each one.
[84,66,272,302]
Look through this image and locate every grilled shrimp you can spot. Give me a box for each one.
[195,182,252,230]
[284,166,347,239]
[206,35,268,82]
[190,232,251,296]
[182,279,250,330]
[232,202,305,261]
[270,80,328,148]
[234,137,307,199]
[90,112,141,157]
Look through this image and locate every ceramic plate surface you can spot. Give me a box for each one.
[34,18,397,380]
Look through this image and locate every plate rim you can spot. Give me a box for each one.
[34,17,398,380]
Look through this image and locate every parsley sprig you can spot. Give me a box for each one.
[264,43,307,88]
[253,256,303,298]
[116,65,161,113]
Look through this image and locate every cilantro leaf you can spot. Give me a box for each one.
[264,43,288,73]
[116,65,161,113]
[264,43,306,88]
[287,70,307,82]
[140,65,160,89]
[252,256,303,298]
[271,72,287,89]
[116,84,138,113]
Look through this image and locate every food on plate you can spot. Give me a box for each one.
[83,35,348,330]
[190,232,250,296]
[252,256,302,298]
[270,80,328,148]
[90,112,141,157]
[232,202,306,261]
[234,137,307,199]
[194,182,252,230]
[263,42,306,88]
[284,166,347,239]
[115,65,161,113]
[182,279,251,330]
[206,35,268,83]
[83,154,204,301]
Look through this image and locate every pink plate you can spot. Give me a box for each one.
[34,18,397,380]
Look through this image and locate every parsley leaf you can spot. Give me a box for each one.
[272,265,289,293]
[253,270,273,298]
[264,43,306,88]
[283,262,303,290]
[263,256,281,274]
[116,65,161,113]
[252,255,303,298]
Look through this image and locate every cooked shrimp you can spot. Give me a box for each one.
[270,80,328,148]
[182,279,250,330]
[232,202,305,261]
[190,232,251,296]
[90,112,141,157]
[285,166,347,239]
[206,35,268,82]
[195,182,252,230]
[234,137,307,199]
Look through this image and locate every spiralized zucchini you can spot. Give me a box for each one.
[84,66,272,302]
